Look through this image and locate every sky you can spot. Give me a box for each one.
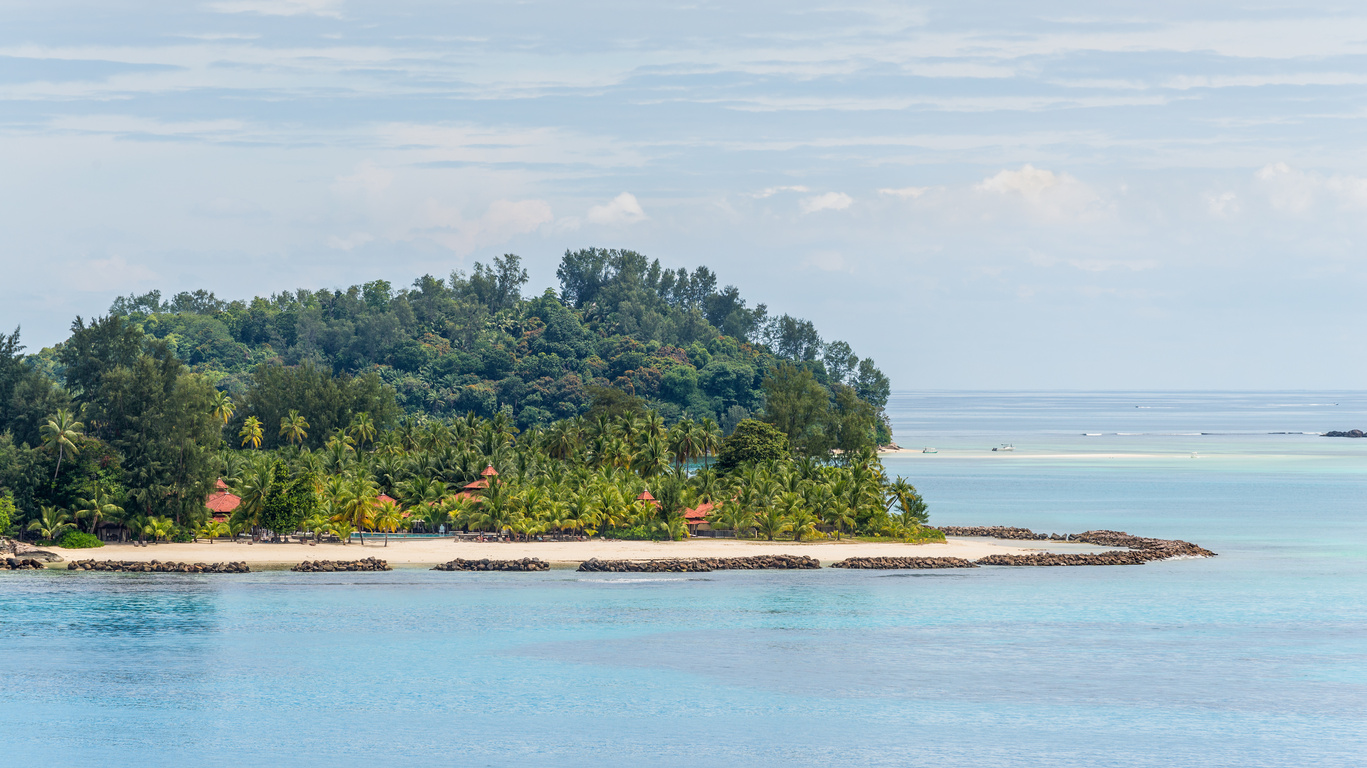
[2,0,1365,389]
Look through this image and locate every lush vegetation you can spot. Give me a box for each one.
[0,249,923,544]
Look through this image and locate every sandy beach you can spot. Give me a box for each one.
[42,536,1110,567]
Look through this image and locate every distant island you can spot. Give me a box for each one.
[1,248,915,549]
[1324,430,1366,438]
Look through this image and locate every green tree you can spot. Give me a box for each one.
[716,419,789,473]
[761,363,831,457]
[753,506,790,541]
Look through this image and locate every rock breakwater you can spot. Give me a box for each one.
[66,560,250,573]
[830,556,977,569]
[578,554,820,573]
[292,558,391,572]
[433,557,549,572]
[975,551,1151,566]
[4,557,47,570]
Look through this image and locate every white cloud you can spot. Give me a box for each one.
[976,164,1107,220]
[1256,162,1367,214]
[1206,191,1240,218]
[800,192,853,213]
[754,185,810,198]
[978,164,1064,202]
[206,0,344,17]
[878,186,930,199]
[587,193,646,225]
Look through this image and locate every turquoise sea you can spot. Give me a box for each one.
[3,392,1365,767]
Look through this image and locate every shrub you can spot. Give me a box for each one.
[59,531,105,549]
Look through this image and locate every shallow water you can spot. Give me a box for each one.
[2,392,1365,767]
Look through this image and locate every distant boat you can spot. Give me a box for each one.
[992,444,1015,452]
[922,447,937,454]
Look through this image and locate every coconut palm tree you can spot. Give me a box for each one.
[886,478,929,525]
[28,506,75,542]
[280,410,309,446]
[211,390,235,425]
[348,412,376,449]
[239,416,264,449]
[786,499,820,542]
[302,513,331,543]
[372,499,403,546]
[74,488,123,536]
[336,473,379,544]
[40,409,84,479]
[150,516,177,542]
[753,506,791,542]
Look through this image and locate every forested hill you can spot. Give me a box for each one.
[21,248,891,443]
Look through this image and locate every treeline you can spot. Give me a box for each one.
[78,249,890,436]
[1,248,898,539]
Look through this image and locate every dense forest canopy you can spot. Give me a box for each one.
[0,248,902,540]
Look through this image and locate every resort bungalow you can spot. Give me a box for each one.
[682,501,714,534]
[456,465,500,501]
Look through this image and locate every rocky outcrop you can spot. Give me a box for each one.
[433,557,549,572]
[66,560,250,573]
[292,557,391,572]
[830,556,977,569]
[577,554,821,573]
[1325,430,1365,438]
[4,557,47,570]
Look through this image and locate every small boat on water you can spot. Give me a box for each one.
[922,447,937,454]
[992,444,1015,452]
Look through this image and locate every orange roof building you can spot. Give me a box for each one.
[205,479,241,522]
[457,465,500,499]
[636,490,660,508]
[682,500,715,531]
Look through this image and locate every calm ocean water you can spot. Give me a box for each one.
[3,392,1365,767]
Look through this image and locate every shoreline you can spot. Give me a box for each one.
[30,536,1117,567]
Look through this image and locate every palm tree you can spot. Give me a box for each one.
[372,499,403,546]
[336,473,379,544]
[40,409,84,479]
[280,410,309,446]
[786,502,820,542]
[74,489,123,535]
[239,416,264,449]
[302,513,331,543]
[348,412,376,449]
[150,516,176,543]
[753,506,791,542]
[886,478,929,525]
[329,521,356,544]
[211,390,236,425]
[697,418,721,468]
[28,506,75,542]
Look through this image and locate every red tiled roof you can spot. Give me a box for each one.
[205,490,241,514]
[637,490,656,501]
[215,478,229,490]
[376,494,397,505]
[481,465,499,477]
[462,479,489,491]
[682,501,715,520]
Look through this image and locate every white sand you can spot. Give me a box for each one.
[45,536,1092,567]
